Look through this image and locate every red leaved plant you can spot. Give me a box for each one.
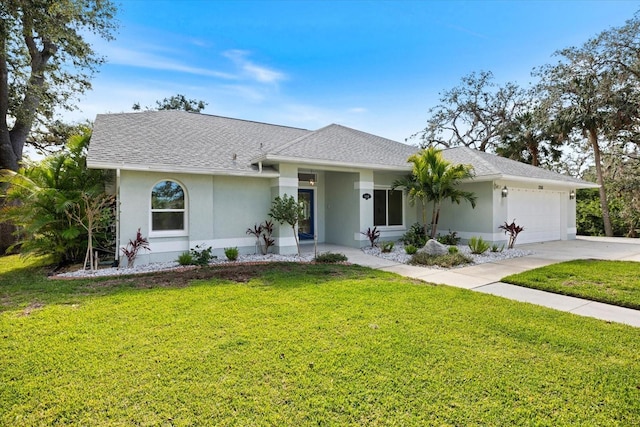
[499,220,524,249]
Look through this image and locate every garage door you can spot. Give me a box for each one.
[507,188,562,244]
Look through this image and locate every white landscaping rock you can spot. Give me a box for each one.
[54,253,316,279]
[362,243,533,269]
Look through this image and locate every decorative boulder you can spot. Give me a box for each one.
[417,239,449,256]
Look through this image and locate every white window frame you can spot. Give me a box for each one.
[373,186,405,230]
[149,179,188,237]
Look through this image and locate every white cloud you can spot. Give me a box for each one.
[223,50,286,84]
[348,107,367,114]
[105,46,236,79]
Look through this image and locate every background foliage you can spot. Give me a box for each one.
[0,131,114,263]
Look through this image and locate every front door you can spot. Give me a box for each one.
[298,189,314,240]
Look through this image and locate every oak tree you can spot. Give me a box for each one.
[415,71,526,153]
[534,15,640,237]
[0,0,118,171]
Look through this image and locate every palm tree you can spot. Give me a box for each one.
[0,131,113,263]
[393,147,477,239]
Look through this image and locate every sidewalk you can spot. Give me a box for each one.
[309,238,640,328]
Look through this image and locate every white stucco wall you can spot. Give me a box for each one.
[118,170,273,265]
[434,179,578,244]
[325,171,360,247]
[433,181,494,241]
[118,168,546,265]
[210,175,273,248]
[270,163,299,254]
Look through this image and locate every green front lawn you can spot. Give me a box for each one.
[1,255,639,425]
[502,259,640,309]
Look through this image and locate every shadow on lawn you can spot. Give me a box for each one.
[0,260,379,313]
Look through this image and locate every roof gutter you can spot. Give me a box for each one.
[87,161,280,178]
[250,154,413,172]
[469,173,599,189]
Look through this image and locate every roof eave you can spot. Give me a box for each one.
[251,154,413,172]
[470,173,599,188]
[86,160,280,178]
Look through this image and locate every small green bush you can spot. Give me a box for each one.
[381,241,395,253]
[491,243,504,253]
[177,252,194,266]
[191,245,215,266]
[400,223,427,247]
[409,252,473,268]
[314,252,348,263]
[224,247,239,261]
[404,244,418,255]
[448,246,459,254]
[437,230,460,246]
[468,237,490,255]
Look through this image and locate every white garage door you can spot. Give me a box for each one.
[507,188,562,244]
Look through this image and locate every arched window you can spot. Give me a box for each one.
[151,180,186,232]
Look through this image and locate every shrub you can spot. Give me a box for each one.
[404,244,418,255]
[468,237,490,255]
[190,244,215,266]
[314,252,348,263]
[491,243,504,253]
[499,219,524,249]
[246,220,275,254]
[0,131,114,263]
[409,252,472,268]
[400,223,427,247]
[177,252,194,266]
[224,247,239,261]
[261,220,275,254]
[361,226,380,247]
[121,228,150,268]
[448,246,459,254]
[246,223,263,251]
[436,230,460,246]
[381,241,395,253]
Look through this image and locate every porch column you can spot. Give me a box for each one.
[271,163,299,254]
[355,170,374,248]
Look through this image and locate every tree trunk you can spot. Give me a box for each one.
[430,202,441,239]
[0,219,17,254]
[292,225,300,256]
[0,30,52,250]
[0,35,19,171]
[421,199,428,237]
[588,128,614,237]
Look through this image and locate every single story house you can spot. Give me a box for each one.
[87,110,597,265]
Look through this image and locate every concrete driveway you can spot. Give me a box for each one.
[383,236,640,290]
[309,237,640,327]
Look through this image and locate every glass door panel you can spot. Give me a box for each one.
[298,189,314,240]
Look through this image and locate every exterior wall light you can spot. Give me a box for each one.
[501,186,508,198]
[569,190,575,200]
[298,172,317,186]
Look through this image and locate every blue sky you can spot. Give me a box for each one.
[72,0,640,143]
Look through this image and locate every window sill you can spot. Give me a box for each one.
[148,230,188,238]
[375,225,406,232]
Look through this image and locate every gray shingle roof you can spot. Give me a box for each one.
[87,111,310,174]
[87,111,595,187]
[441,147,596,186]
[260,124,419,169]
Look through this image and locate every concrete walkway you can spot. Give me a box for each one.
[307,237,640,327]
